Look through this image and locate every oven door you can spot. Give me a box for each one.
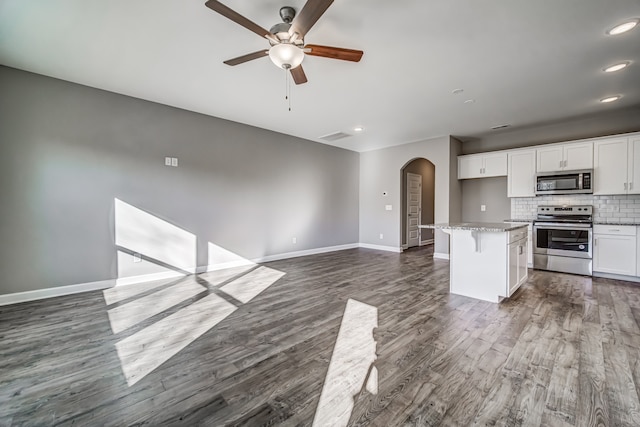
[533,223,592,259]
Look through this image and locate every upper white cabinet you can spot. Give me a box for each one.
[594,136,640,195]
[536,142,593,172]
[458,152,507,179]
[507,149,536,197]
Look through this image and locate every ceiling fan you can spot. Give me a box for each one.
[205,0,364,85]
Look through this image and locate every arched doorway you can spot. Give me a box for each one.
[400,158,435,249]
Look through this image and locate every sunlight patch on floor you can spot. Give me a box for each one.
[115,292,237,386]
[220,266,286,304]
[107,281,206,334]
[313,298,378,427]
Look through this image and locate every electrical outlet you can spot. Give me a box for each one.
[292,237,297,244]
[481,205,486,212]
[385,205,392,211]
[379,233,384,239]
[165,157,172,166]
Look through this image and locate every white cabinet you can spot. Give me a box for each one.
[458,152,507,179]
[593,225,637,276]
[536,142,593,172]
[507,149,536,197]
[448,226,528,303]
[527,224,533,268]
[507,229,528,296]
[594,136,640,195]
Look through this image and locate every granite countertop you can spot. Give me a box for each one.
[419,222,529,232]
[594,221,640,226]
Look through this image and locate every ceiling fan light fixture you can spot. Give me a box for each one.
[269,43,304,69]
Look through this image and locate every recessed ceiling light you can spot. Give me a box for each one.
[354,126,364,132]
[607,19,639,35]
[452,88,464,95]
[600,95,622,103]
[464,99,476,104]
[603,61,630,72]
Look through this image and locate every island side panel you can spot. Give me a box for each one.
[449,229,508,303]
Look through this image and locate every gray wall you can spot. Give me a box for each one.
[359,135,461,254]
[0,66,360,295]
[401,158,435,245]
[461,177,511,222]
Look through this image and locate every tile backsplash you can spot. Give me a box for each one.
[511,194,640,223]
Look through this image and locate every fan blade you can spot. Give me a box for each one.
[223,50,269,66]
[289,0,334,38]
[205,0,276,42]
[304,44,364,62]
[290,65,308,85]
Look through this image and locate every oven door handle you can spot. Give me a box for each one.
[534,222,592,229]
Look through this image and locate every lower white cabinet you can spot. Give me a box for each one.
[448,226,528,303]
[507,235,528,296]
[593,225,637,276]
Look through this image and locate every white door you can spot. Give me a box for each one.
[629,137,640,195]
[458,155,483,179]
[482,152,508,177]
[507,150,536,197]
[594,138,628,195]
[564,142,593,170]
[536,146,564,172]
[593,234,637,276]
[406,173,422,248]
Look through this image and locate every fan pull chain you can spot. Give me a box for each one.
[283,67,292,111]
[288,71,292,111]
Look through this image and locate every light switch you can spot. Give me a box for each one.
[165,157,172,166]
[481,205,486,212]
[171,158,178,167]
[385,205,392,211]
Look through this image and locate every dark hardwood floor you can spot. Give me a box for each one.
[2,246,640,426]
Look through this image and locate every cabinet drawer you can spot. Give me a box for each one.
[593,224,636,236]
[508,228,528,244]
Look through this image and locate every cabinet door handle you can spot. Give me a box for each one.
[559,160,563,168]
[630,182,633,190]
[624,182,628,190]
[594,238,597,246]
[519,245,523,255]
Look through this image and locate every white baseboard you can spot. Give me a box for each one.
[254,243,360,263]
[593,271,640,283]
[433,252,450,260]
[358,243,402,253]
[0,278,115,306]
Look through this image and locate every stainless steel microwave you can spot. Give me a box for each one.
[535,169,593,195]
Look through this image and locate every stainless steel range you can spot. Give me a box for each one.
[533,205,593,275]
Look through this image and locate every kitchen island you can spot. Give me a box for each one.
[419,222,528,303]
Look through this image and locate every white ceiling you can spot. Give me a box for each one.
[1,0,639,152]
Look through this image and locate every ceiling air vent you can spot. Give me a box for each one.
[318,131,352,142]
[490,124,510,130]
